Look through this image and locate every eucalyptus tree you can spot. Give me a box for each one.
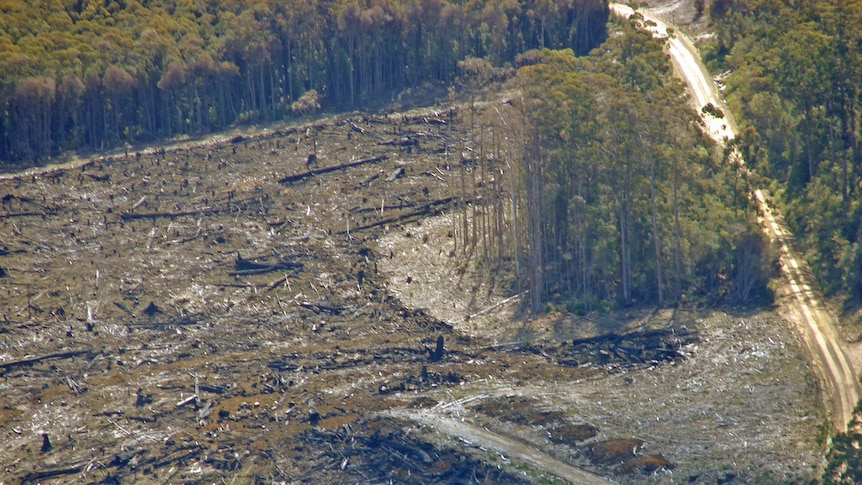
[710,0,862,304]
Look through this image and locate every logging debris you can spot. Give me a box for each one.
[558,324,697,367]
[0,101,819,485]
[278,155,388,183]
[230,253,303,276]
[0,348,94,373]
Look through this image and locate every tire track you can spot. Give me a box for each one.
[385,408,612,484]
[755,189,859,431]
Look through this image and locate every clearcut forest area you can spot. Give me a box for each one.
[0,98,824,484]
[3,0,862,483]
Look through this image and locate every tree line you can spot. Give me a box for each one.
[0,0,607,164]
[2,1,774,312]
[457,14,773,313]
[706,0,862,307]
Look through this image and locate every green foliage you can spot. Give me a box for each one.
[708,0,862,307]
[824,401,862,484]
[508,16,768,311]
[701,103,724,118]
[0,0,609,164]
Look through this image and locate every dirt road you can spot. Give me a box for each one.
[755,189,860,431]
[386,408,612,484]
[610,2,860,432]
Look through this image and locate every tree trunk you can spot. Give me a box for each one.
[527,138,544,313]
[649,154,664,307]
[619,196,630,304]
[672,153,683,302]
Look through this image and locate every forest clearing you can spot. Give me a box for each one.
[3,0,862,483]
[0,99,823,483]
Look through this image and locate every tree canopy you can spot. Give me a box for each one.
[0,0,608,164]
[464,14,773,313]
[706,0,862,307]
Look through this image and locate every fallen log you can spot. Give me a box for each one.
[299,301,346,315]
[379,137,418,147]
[0,348,93,373]
[129,195,147,212]
[110,449,145,467]
[148,446,202,469]
[66,376,85,394]
[267,275,289,291]
[199,383,229,394]
[85,172,110,182]
[121,207,215,220]
[0,210,58,219]
[385,166,404,182]
[338,197,457,234]
[229,261,302,277]
[360,173,380,186]
[114,301,136,318]
[21,463,86,483]
[127,415,157,423]
[278,155,387,184]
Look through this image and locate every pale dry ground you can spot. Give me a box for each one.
[379,212,824,483]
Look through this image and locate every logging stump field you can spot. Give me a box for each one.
[0,101,826,483]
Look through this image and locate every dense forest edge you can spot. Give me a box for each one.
[1,0,778,312]
[702,1,862,480]
[0,0,607,164]
[704,0,862,317]
[505,19,773,313]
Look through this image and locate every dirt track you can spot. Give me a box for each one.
[755,189,861,431]
[610,1,861,431]
[386,408,611,484]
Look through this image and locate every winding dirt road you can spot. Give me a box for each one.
[610,3,860,432]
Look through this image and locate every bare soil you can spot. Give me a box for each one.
[0,94,825,484]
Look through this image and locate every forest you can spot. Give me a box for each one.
[499,17,771,312]
[0,0,607,163]
[0,0,773,311]
[706,0,862,309]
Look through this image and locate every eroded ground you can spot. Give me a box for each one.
[0,100,824,483]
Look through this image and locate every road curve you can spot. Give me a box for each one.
[609,3,860,432]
